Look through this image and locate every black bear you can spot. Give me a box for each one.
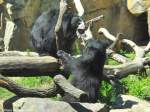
[57,38,109,102]
[31,9,84,57]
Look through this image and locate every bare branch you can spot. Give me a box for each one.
[98,28,148,79]
[73,0,84,16]
[86,15,104,24]
[98,28,145,59]
[107,49,131,63]
[55,0,67,33]
[55,0,67,50]
[144,10,150,53]
[104,60,144,79]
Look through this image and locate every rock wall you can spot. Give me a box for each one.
[82,0,149,45]
[9,0,60,51]
[0,0,59,51]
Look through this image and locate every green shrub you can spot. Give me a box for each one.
[99,81,118,104]
[121,75,150,99]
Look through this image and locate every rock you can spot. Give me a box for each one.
[127,0,147,15]
[127,0,150,15]
[111,95,150,112]
[4,98,109,112]
[1,95,150,112]
[110,109,132,112]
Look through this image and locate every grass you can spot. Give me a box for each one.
[121,75,150,99]
[100,50,150,103]
[0,77,52,100]
[118,50,135,60]
[99,81,117,104]
[0,88,15,100]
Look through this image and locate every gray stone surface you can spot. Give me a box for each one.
[1,95,150,112]
[111,95,150,112]
[11,98,109,112]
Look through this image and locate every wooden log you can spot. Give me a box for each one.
[0,51,39,57]
[54,75,88,102]
[55,0,67,50]
[0,74,58,97]
[107,49,131,63]
[0,55,60,76]
[0,74,88,101]
[104,60,144,79]
[145,9,150,53]
[98,28,145,59]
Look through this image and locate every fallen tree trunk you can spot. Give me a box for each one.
[98,28,150,79]
[104,60,144,79]
[0,50,148,78]
[54,75,88,102]
[0,53,60,76]
[0,74,88,101]
[0,51,39,57]
[0,74,58,98]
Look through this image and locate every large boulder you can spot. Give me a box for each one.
[1,95,150,112]
[127,0,150,15]
[0,98,109,112]
[110,95,150,112]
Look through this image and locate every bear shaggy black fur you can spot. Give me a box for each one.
[31,9,82,57]
[57,39,109,103]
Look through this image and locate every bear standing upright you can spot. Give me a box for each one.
[57,39,109,102]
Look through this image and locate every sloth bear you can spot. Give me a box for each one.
[31,9,84,57]
[57,38,109,102]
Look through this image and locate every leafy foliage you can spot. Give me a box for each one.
[121,75,150,99]
[99,81,117,104]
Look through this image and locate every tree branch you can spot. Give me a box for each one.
[99,28,148,79]
[55,0,67,50]
[0,74,58,97]
[0,51,39,57]
[104,60,144,79]
[0,52,60,76]
[54,75,88,102]
[0,74,88,101]
[98,28,145,59]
